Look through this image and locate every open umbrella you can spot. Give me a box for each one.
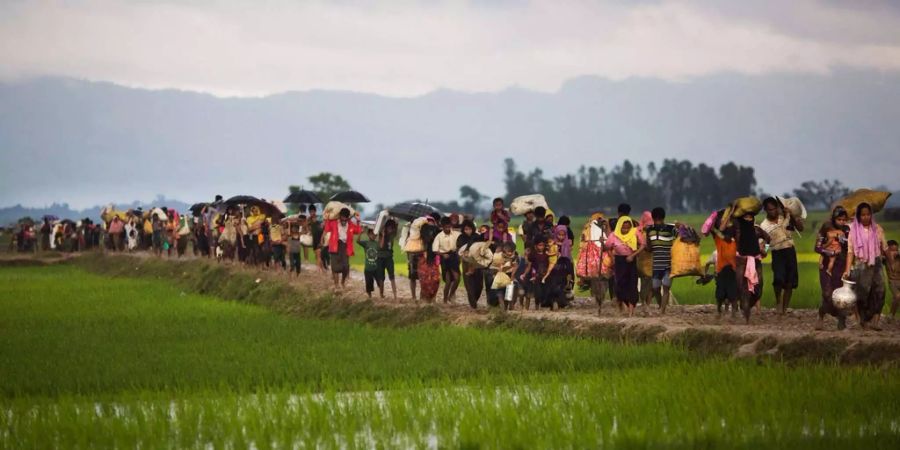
[284,190,323,204]
[330,190,370,203]
[270,200,288,214]
[189,203,209,216]
[42,215,59,222]
[388,202,441,222]
[225,195,262,206]
[224,195,285,220]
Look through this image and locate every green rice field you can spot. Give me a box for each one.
[1,265,898,448]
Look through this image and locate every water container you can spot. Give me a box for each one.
[832,279,857,311]
[504,284,515,302]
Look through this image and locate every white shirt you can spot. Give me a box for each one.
[432,229,461,253]
[760,215,793,250]
[337,221,349,242]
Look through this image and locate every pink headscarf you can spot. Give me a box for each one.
[554,225,572,259]
[850,215,882,266]
[639,211,653,231]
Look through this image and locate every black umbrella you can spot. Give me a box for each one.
[225,195,262,206]
[330,190,370,203]
[223,195,284,220]
[388,202,441,221]
[284,190,323,204]
[189,203,209,216]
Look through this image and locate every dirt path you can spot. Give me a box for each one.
[7,249,900,362]
[131,250,900,339]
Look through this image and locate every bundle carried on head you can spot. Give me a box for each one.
[323,201,355,221]
[732,196,762,217]
[510,194,549,216]
[833,189,892,215]
[720,196,761,225]
[100,205,128,224]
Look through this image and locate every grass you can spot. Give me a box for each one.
[2,265,900,448]
[0,265,678,397]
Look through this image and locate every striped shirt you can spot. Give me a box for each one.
[645,224,677,271]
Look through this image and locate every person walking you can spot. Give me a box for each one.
[321,208,362,292]
[843,203,888,330]
[760,197,804,315]
[815,207,851,330]
[603,215,645,317]
[433,217,461,303]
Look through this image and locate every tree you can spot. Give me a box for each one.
[307,173,352,202]
[718,163,757,204]
[503,158,532,202]
[459,185,487,215]
[792,179,850,210]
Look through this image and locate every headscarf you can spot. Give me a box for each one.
[554,224,573,258]
[582,212,605,242]
[850,204,881,266]
[613,215,638,251]
[638,211,653,231]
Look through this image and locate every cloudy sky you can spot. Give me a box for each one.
[3,0,900,97]
[1,1,899,210]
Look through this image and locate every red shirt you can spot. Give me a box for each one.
[323,219,362,256]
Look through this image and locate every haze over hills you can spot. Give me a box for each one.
[1,70,898,211]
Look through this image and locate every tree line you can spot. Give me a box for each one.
[502,158,759,215]
[292,161,861,218]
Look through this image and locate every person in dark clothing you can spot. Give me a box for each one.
[379,219,398,300]
[521,237,551,310]
[734,213,771,324]
[814,207,850,330]
[457,220,485,308]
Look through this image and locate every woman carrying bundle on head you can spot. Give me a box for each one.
[733,210,770,324]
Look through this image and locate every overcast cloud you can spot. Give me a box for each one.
[2,0,900,97]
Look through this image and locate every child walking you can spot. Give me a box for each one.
[358,229,384,298]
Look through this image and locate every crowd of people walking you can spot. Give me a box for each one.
[6,191,899,331]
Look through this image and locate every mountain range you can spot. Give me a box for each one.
[1,70,898,211]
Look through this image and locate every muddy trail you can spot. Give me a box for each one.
[5,250,900,365]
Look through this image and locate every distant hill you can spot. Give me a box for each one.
[1,71,898,209]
